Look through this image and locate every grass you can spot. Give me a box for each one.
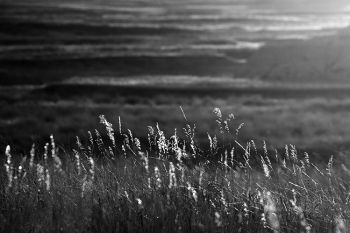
[1,108,350,233]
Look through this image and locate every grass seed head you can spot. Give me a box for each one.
[168,162,177,188]
[5,145,13,189]
[50,135,56,158]
[99,115,115,147]
[154,166,162,189]
[45,169,51,191]
[30,144,35,168]
[73,149,81,175]
[36,164,45,185]
[214,212,222,227]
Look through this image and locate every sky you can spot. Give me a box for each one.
[3,0,350,14]
[253,0,350,11]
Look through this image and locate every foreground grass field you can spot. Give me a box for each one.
[1,109,350,233]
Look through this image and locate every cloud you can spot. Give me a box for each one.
[252,0,349,11]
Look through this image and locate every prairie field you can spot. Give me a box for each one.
[1,111,350,233]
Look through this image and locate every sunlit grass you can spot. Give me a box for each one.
[1,108,349,232]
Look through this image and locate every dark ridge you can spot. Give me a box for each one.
[29,83,350,100]
[0,56,238,85]
[0,37,142,46]
[0,21,192,37]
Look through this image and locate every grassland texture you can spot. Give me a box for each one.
[1,110,350,233]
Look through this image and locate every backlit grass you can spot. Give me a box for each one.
[1,109,349,233]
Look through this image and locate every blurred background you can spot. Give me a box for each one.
[1,0,350,157]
